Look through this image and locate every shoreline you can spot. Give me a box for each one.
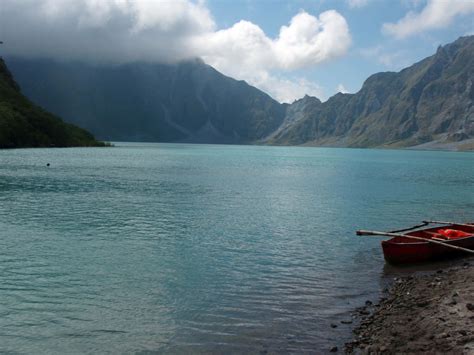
[345,258,474,353]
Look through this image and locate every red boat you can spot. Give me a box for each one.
[358,221,474,265]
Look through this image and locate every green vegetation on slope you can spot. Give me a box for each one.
[0,58,106,149]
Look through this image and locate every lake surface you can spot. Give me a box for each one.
[1,143,473,353]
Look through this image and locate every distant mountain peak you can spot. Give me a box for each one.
[267,35,474,150]
[5,35,474,150]
[7,57,285,143]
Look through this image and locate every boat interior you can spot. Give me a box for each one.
[389,224,474,244]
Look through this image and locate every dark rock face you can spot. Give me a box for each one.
[6,35,474,149]
[7,58,285,143]
[270,36,474,148]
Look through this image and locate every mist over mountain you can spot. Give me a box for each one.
[7,35,474,150]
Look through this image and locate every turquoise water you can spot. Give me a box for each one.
[1,143,473,353]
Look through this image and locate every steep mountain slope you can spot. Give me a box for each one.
[7,35,474,149]
[7,58,285,143]
[270,36,474,149]
[0,58,105,148]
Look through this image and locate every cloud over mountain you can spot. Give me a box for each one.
[383,0,474,39]
[197,10,350,102]
[1,0,215,63]
[0,0,351,102]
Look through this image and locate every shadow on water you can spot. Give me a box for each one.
[382,255,474,278]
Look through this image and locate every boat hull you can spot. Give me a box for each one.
[381,224,474,265]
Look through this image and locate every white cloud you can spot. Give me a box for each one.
[336,84,349,93]
[197,10,350,101]
[0,0,351,103]
[275,11,351,69]
[346,0,370,9]
[383,0,474,39]
[194,10,351,72]
[2,0,215,63]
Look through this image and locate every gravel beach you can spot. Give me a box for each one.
[345,259,474,354]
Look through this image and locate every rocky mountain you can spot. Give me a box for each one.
[0,58,105,149]
[269,35,474,149]
[6,35,474,150]
[7,58,285,143]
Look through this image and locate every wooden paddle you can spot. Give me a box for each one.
[388,221,429,233]
[356,229,474,255]
[422,220,474,228]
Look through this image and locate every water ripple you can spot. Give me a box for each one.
[0,143,473,353]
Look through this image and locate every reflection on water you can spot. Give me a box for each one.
[382,255,474,278]
[0,143,473,353]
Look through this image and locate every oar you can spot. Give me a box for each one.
[422,220,474,228]
[356,230,474,255]
[388,221,429,233]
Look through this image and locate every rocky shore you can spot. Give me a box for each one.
[345,259,474,354]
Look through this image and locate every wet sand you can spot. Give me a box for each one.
[345,260,474,354]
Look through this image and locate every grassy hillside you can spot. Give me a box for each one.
[0,58,106,148]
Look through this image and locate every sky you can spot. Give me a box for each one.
[0,0,473,103]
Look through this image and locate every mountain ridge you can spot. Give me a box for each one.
[269,36,474,150]
[6,35,474,150]
[7,58,285,144]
